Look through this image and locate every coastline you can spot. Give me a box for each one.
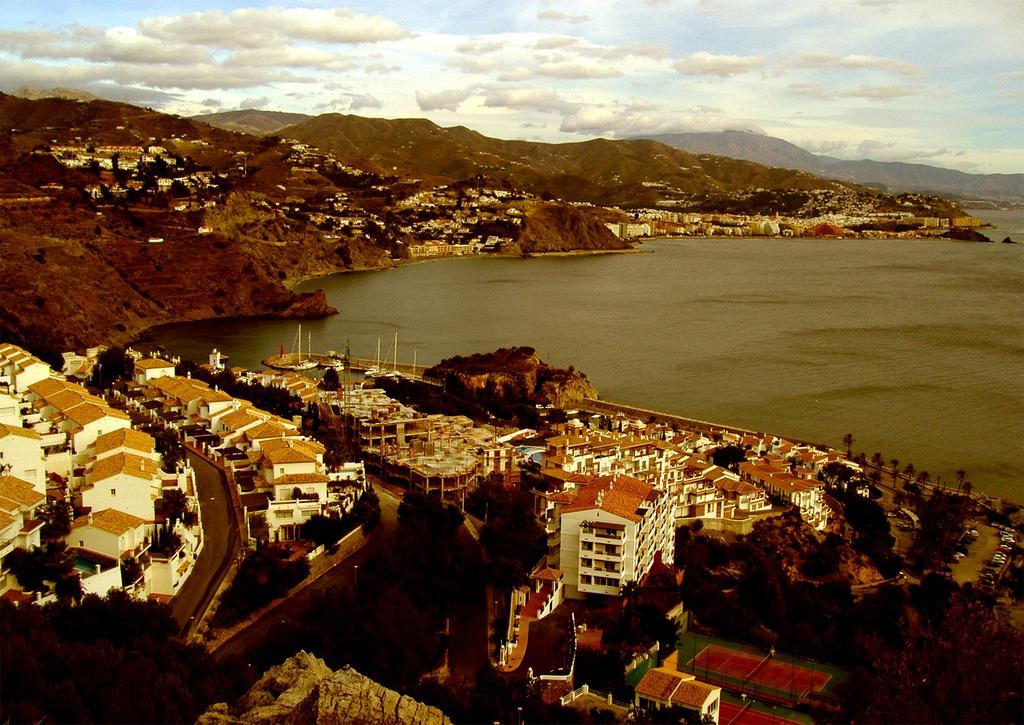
[281,244,644,291]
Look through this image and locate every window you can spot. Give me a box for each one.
[110,488,116,496]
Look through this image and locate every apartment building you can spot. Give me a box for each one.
[554,474,675,598]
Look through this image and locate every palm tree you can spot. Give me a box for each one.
[955,469,967,495]
[842,433,855,458]
[962,479,973,499]
[890,458,900,485]
[903,463,916,482]
[871,452,884,471]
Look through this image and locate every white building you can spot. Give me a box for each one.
[555,474,675,598]
[81,452,159,522]
[0,423,46,494]
[0,475,46,595]
[0,343,51,393]
[133,357,176,385]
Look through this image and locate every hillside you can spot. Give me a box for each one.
[279,113,896,209]
[0,95,628,357]
[641,130,1024,204]
[193,109,312,137]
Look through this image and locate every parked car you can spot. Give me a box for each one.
[968,529,979,537]
[953,552,965,561]
[998,544,1012,552]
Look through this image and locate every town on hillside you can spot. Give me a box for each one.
[2,339,1020,724]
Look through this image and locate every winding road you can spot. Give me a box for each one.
[170,451,240,635]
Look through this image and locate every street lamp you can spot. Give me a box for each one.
[353,564,359,589]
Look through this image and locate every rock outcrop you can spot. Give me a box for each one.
[197,652,450,725]
[427,346,598,408]
[513,201,630,253]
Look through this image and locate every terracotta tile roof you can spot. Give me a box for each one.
[134,357,175,370]
[670,679,719,708]
[90,452,158,483]
[27,376,74,398]
[275,472,330,485]
[0,476,45,507]
[532,566,562,581]
[0,422,41,440]
[93,428,155,455]
[261,437,325,464]
[0,343,47,369]
[244,421,293,441]
[65,401,130,425]
[563,474,655,523]
[0,509,15,528]
[263,445,318,465]
[219,410,260,431]
[635,668,684,701]
[79,508,147,535]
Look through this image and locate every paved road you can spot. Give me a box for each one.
[212,484,400,659]
[170,451,239,634]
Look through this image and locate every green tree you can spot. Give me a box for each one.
[161,488,189,527]
[40,498,73,541]
[848,598,1023,723]
[91,346,132,389]
[156,428,184,470]
[841,433,855,458]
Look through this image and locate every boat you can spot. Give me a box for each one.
[284,324,318,371]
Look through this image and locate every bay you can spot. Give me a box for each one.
[148,214,1024,502]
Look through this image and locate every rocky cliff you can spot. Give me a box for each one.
[197,652,450,725]
[513,201,629,254]
[427,346,598,408]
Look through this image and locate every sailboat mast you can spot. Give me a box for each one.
[298,323,302,362]
[394,331,398,373]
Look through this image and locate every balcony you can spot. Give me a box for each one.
[580,529,623,541]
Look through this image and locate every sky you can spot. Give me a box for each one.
[2,0,1022,174]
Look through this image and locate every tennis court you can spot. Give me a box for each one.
[718,693,814,725]
[690,645,830,695]
[677,631,848,706]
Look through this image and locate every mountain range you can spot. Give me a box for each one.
[193,108,1022,205]
[637,130,1024,205]
[197,110,920,212]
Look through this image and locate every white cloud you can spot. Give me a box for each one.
[535,61,621,79]
[673,52,762,77]
[138,7,411,48]
[365,63,401,75]
[1,26,211,65]
[536,10,591,24]
[225,47,352,70]
[483,87,572,113]
[415,87,473,111]
[785,83,835,100]
[793,52,922,78]
[349,93,383,110]
[239,96,271,109]
[448,57,498,74]
[997,70,1024,81]
[496,67,533,82]
[455,39,504,54]
[843,84,921,101]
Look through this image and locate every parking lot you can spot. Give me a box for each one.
[952,521,1017,587]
